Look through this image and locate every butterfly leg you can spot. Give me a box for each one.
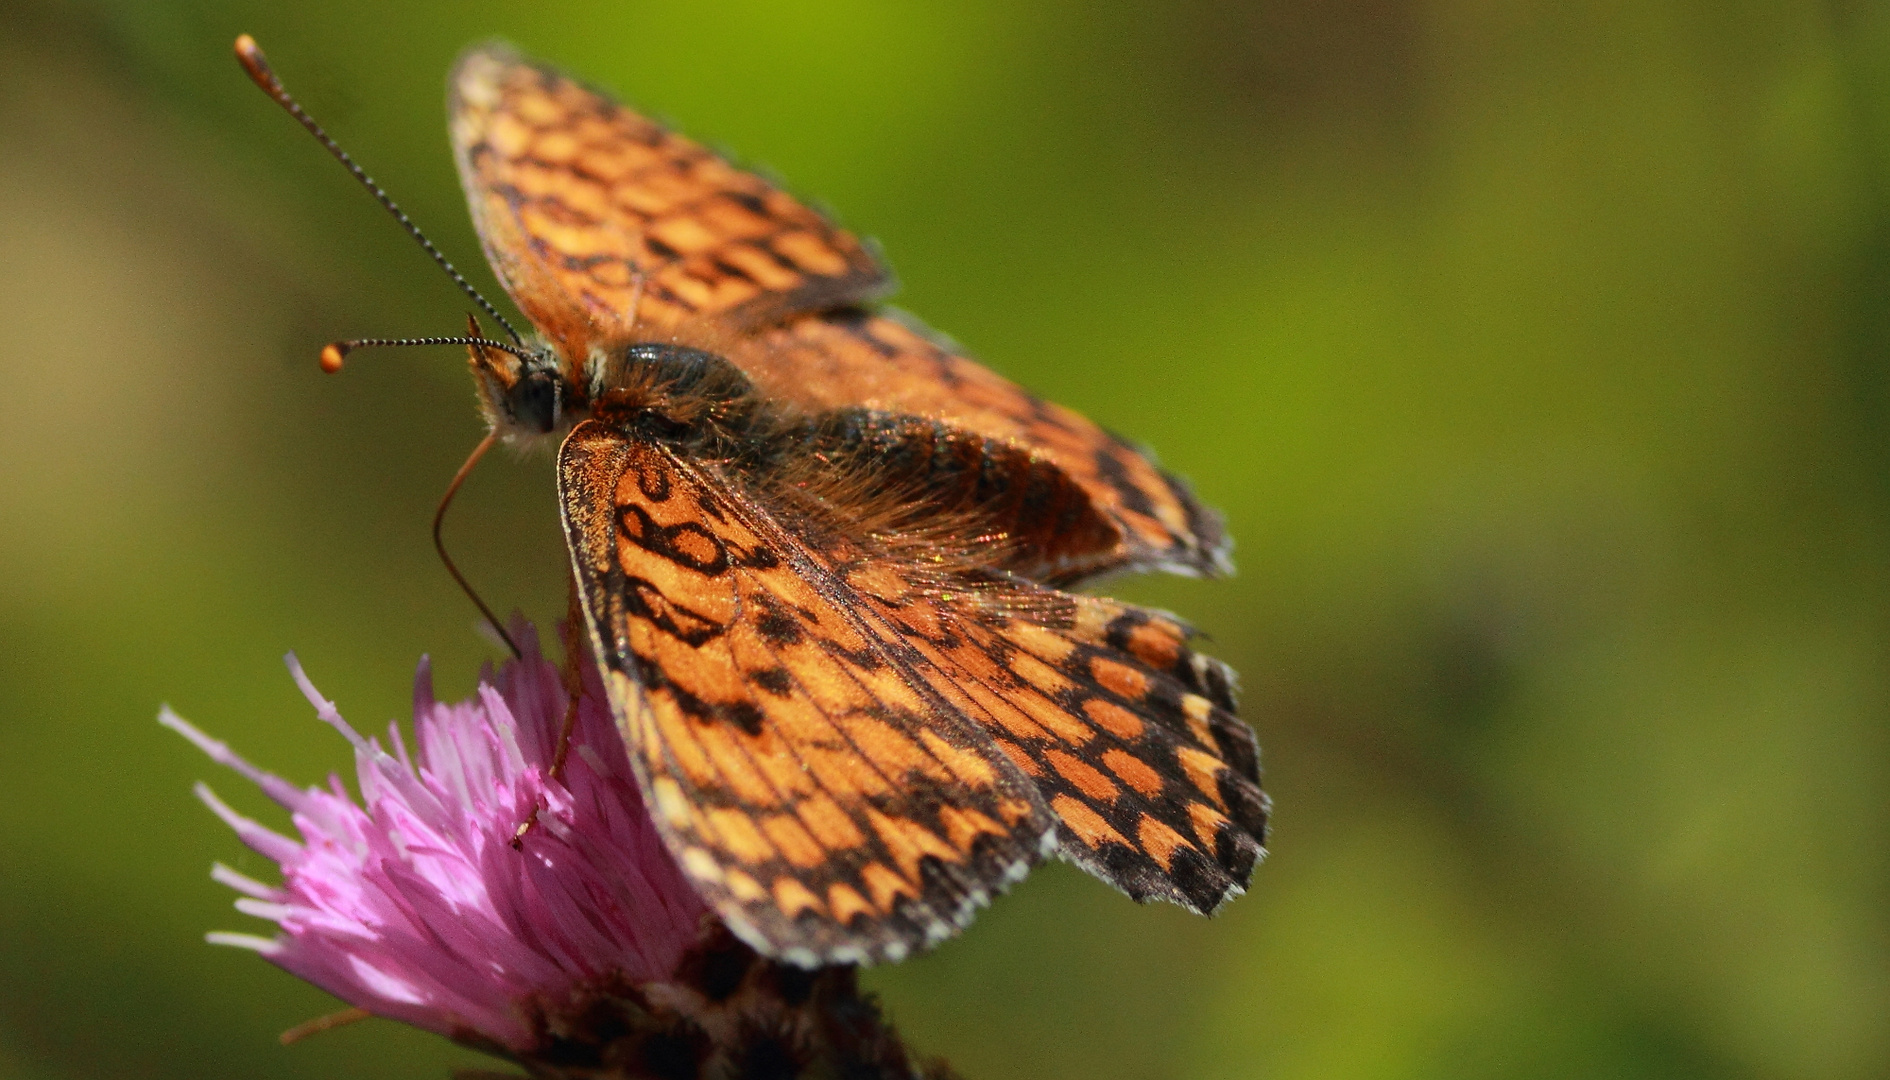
[277,1006,371,1046]
[550,576,590,781]
[510,579,588,849]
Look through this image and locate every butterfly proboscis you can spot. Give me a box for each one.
[236,35,542,660]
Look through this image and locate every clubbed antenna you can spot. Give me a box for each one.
[318,335,536,373]
[233,34,525,346]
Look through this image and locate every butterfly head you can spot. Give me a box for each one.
[468,337,590,445]
[468,338,759,450]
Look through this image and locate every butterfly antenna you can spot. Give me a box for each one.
[319,335,538,373]
[234,34,525,346]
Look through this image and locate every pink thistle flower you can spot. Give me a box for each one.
[164,620,957,1080]
[161,621,707,1049]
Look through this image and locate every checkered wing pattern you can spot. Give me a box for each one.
[561,416,1265,963]
[845,580,1267,914]
[559,420,1057,965]
[732,310,1231,581]
[450,45,888,365]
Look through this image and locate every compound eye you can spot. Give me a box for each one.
[506,371,560,433]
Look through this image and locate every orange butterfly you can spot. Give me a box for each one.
[242,37,1267,967]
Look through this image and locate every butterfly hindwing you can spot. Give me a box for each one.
[979,599,1267,911]
[756,410,1267,912]
[838,568,1268,913]
[769,407,1125,584]
[557,419,1056,966]
[732,310,1231,583]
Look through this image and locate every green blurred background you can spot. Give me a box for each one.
[2,1,1886,1077]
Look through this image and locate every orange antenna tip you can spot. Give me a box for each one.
[233,35,275,89]
[319,343,348,373]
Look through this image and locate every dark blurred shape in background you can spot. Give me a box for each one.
[1,2,1885,1079]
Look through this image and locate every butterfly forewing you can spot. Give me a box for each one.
[450,45,889,366]
[558,420,1057,965]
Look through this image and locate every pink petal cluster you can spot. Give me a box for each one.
[161,622,708,1051]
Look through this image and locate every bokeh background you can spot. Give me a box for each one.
[2,1,1887,1078]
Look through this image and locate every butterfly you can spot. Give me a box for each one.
[247,37,1268,968]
